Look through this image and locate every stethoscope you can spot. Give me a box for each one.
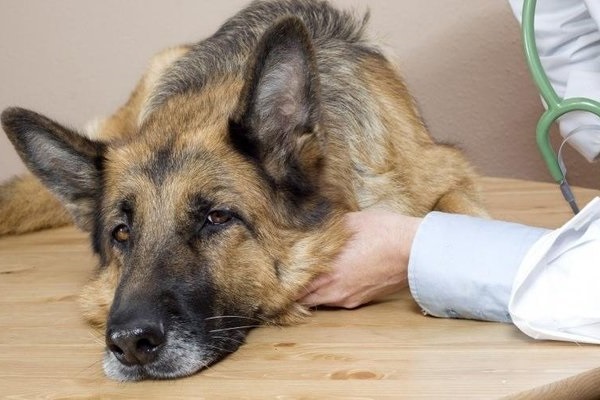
[522,0,600,214]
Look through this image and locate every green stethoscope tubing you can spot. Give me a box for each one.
[522,0,600,212]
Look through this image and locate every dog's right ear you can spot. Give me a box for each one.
[1,107,105,231]
[230,17,323,198]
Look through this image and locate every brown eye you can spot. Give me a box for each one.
[207,210,232,225]
[112,224,131,243]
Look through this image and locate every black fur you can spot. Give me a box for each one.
[146,0,370,114]
[228,17,331,229]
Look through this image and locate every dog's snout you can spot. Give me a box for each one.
[106,322,166,366]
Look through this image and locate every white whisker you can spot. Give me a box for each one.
[208,325,261,333]
[204,315,263,323]
[206,344,235,354]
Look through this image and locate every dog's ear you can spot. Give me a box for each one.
[1,107,105,231]
[231,17,323,197]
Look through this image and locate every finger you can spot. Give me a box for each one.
[299,286,354,308]
[298,281,339,307]
[298,291,323,307]
[296,274,334,300]
[300,292,355,309]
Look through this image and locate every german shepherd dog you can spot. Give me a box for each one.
[0,0,486,381]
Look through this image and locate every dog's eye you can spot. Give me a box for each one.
[207,210,233,225]
[112,224,131,243]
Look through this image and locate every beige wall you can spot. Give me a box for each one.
[2,1,599,188]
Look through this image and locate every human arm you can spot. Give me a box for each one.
[298,210,421,309]
[298,210,549,323]
[409,212,548,322]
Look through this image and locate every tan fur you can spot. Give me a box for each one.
[321,55,487,216]
[85,46,192,142]
[79,261,121,328]
[1,48,486,328]
[0,46,192,237]
[0,1,488,379]
[0,174,71,235]
[79,78,352,326]
[77,60,484,328]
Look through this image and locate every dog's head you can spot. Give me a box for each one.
[1,18,350,380]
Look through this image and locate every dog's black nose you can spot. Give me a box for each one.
[106,322,166,366]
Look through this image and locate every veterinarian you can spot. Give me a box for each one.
[300,0,600,344]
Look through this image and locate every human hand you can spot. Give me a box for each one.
[298,210,422,309]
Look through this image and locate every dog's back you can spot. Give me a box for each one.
[100,0,487,217]
[146,0,372,114]
[0,0,488,381]
[0,0,485,238]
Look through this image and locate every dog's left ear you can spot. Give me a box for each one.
[231,17,323,197]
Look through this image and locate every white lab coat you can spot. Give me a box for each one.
[509,0,600,162]
[407,0,600,346]
[409,198,600,344]
[408,212,548,323]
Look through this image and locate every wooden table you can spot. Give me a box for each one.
[1,177,599,399]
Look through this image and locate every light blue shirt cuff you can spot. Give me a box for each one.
[408,212,549,323]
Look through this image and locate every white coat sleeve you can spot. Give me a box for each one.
[407,212,549,323]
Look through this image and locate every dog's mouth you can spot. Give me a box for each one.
[103,322,253,381]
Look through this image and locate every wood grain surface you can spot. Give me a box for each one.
[1,177,599,399]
